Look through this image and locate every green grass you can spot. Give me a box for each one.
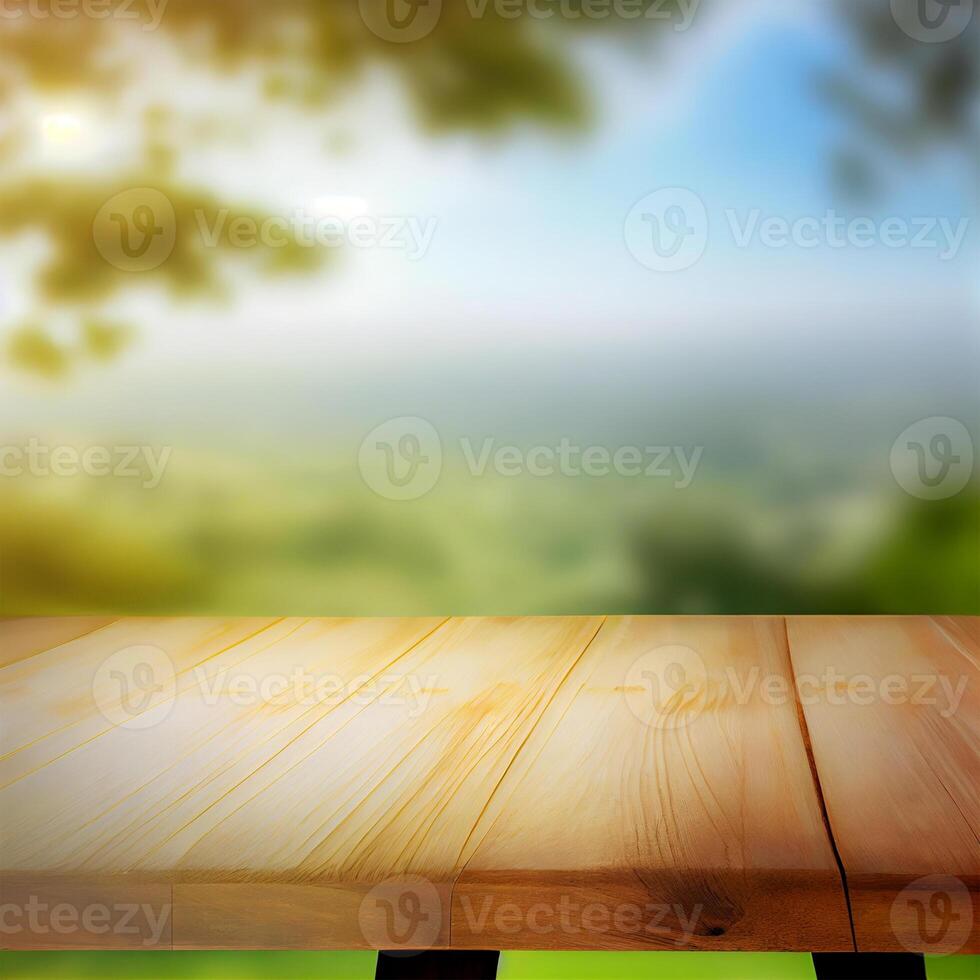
[0,952,976,979]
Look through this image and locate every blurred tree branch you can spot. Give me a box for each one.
[823,0,978,196]
[0,0,693,376]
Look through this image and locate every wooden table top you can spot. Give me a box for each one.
[1,616,977,954]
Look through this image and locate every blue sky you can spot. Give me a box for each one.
[282,0,976,361]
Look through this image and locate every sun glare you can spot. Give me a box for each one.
[40,111,86,147]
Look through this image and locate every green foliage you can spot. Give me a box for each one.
[824,0,979,193]
[0,177,334,376]
[632,488,980,615]
[1,2,688,129]
[6,323,71,378]
[858,493,980,613]
[0,482,202,614]
[0,2,693,376]
[1,448,975,617]
[0,177,334,305]
[81,318,133,362]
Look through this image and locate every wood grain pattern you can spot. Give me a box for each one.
[0,618,116,669]
[787,616,979,955]
[2,616,976,953]
[170,616,602,948]
[2,616,603,949]
[453,616,852,952]
[1,617,281,786]
[935,616,980,670]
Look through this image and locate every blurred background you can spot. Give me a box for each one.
[0,0,977,620]
[0,0,978,977]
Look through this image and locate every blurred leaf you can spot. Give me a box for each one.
[81,318,133,363]
[0,177,335,306]
[0,1,682,134]
[6,323,70,379]
[826,0,979,187]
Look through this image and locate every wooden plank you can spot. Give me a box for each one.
[1,616,604,950]
[1,618,446,867]
[934,616,980,670]
[0,616,278,950]
[453,616,852,952]
[169,616,603,949]
[0,617,116,669]
[786,616,980,955]
[0,617,446,950]
[0,617,282,786]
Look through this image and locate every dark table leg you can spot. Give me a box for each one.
[812,953,927,979]
[378,950,930,980]
[376,950,500,980]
